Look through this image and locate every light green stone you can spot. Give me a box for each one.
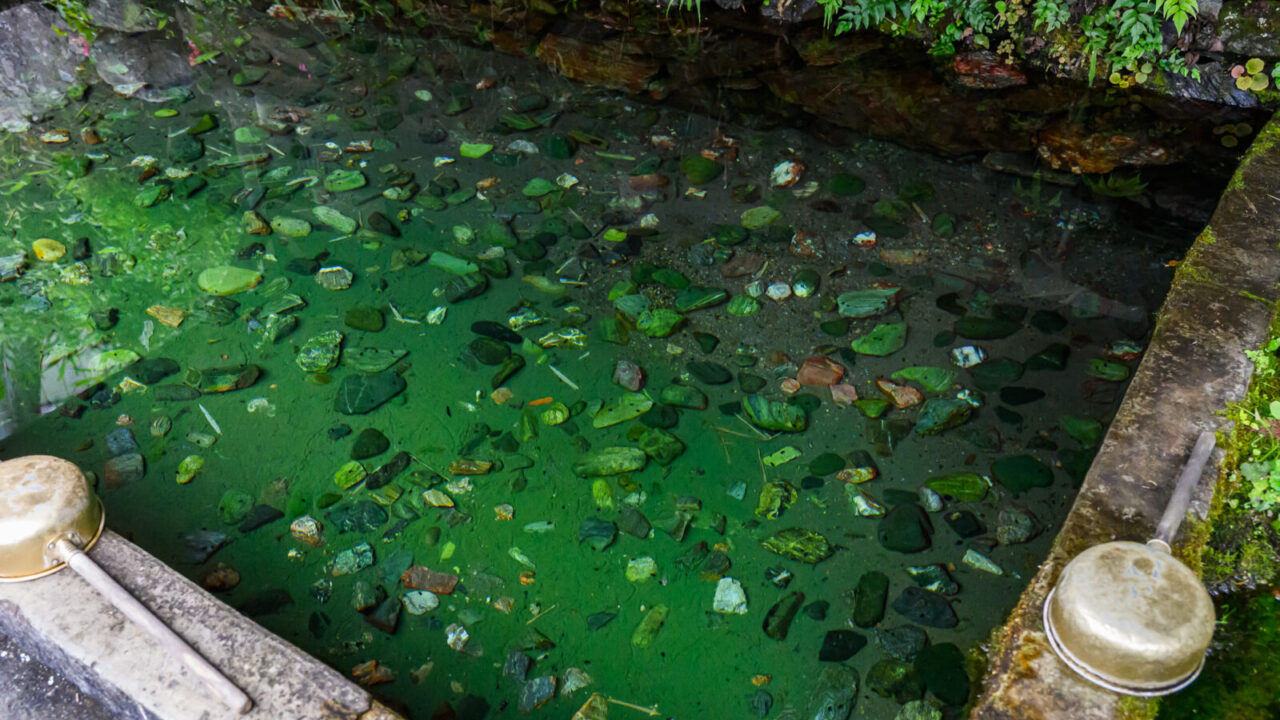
[727,295,761,316]
[323,169,367,192]
[270,217,312,237]
[233,126,268,144]
[741,206,781,229]
[459,142,493,158]
[313,206,358,233]
[334,460,367,489]
[522,178,556,197]
[197,266,262,295]
[593,392,654,428]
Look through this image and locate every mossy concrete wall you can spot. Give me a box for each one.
[971,112,1280,719]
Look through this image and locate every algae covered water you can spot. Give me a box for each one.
[0,11,1193,720]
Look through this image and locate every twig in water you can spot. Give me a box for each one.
[735,413,775,441]
[198,403,221,434]
[548,364,579,391]
[388,302,422,324]
[206,144,232,157]
[265,143,285,157]
[607,698,660,716]
[526,604,557,625]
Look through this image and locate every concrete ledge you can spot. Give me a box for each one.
[972,114,1280,718]
[0,530,400,720]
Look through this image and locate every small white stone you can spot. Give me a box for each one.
[403,590,440,615]
[507,139,538,154]
[713,577,748,614]
[950,345,986,368]
[625,556,658,582]
[765,281,792,302]
[963,549,1003,575]
[314,266,353,290]
[555,173,579,189]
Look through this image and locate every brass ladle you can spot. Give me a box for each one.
[1044,430,1218,696]
[0,455,252,713]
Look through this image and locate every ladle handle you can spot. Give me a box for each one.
[53,539,253,714]
[1152,431,1217,549]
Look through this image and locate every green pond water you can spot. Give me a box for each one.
[0,13,1196,720]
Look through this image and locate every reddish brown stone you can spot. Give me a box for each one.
[830,383,859,405]
[629,173,669,192]
[448,459,493,475]
[535,35,659,94]
[797,356,846,386]
[402,566,459,594]
[876,379,923,409]
[720,252,765,278]
[199,563,240,592]
[1036,120,1177,175]
[952,51,1028,89]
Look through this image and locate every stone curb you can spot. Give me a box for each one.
[0,530,402,720]
[971,114,1280,717]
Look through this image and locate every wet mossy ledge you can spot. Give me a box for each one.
[972,108,1280,719]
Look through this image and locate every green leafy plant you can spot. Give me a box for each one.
[1083,172,1148,198]
[1155,0,1196,34]
[1012,173,1062,216]
[1031,0,1068,32]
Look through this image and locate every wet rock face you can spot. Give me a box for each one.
[0,4,83,132]
[90,31,194,103]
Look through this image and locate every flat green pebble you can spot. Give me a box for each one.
[153,108,178,118]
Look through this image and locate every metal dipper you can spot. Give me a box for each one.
[0,455,252,713]
[1043,430,1218,696]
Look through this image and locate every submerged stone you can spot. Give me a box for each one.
[953,316,1020,339]
[914,398,972,435]
[197,266,262,295]
[914,643,968,706]
[636,427,685,466]
[631,604,669,647]
[819,630,867,662]
[808,665,859,720]
[660,381,711,409]
[578,518,618,551]
[741,395,807,432]
[891,587,957,628]
[923,472,988,502]
[852,322,907,356]
[761,527,832,563]
[991,455,1053,493]
[854,571,889,627]
[573,447,647,477]
[334,371,406,415]
[763,591,805,640]
[878,504,933,553]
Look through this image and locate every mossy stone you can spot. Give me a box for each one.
[468,337,511,365]
[954,316,1020,340]
[660,384,707,410]
[853,570,890,627]
[218,489,254,524]
[827,173,866,197]
[344,306,385,333]
[351,428,390,459]
[694,332,720,354]
[809,452,846,476]
[680,155,721,184]
[877,504,933,553]
[738,372,767,393]
[991,455,1053,493]
[687,361,732,385]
